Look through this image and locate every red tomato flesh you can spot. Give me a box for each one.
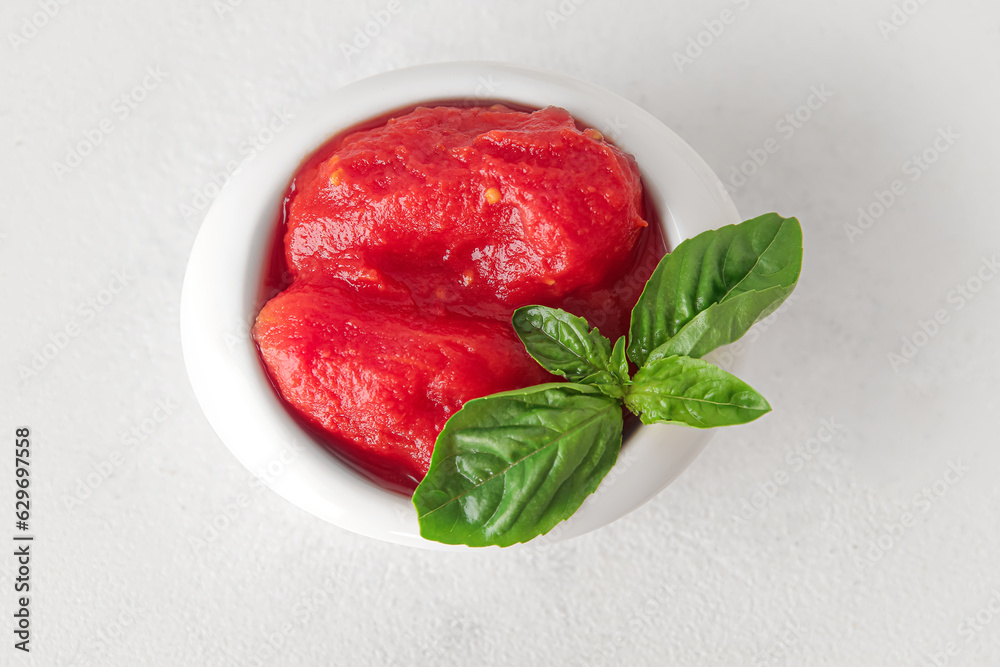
[253,104,665,492]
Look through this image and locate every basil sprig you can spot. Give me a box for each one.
[413,213,803,547]
[628,213,802,365]
[624,355,772,427]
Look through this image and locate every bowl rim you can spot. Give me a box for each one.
[179,61,742,550]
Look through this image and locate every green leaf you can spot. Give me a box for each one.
[627,213,802,365]
[578,371,626,400]
[512,305,614,382]
[577,336,631,400]
[624,356,771,428]
[646,285,793,361]
[413,383,623,547]
[609,336,630,383]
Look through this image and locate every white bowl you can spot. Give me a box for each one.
[180,62,741,550]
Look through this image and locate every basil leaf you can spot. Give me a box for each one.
[512,305,614,382]
[413,383,623,547]
[646,285,792,361]
[609,336,630,383]
[624,356,771,428]
[578,371,626,400]
[627,213,802,365]
[575,336,631,399]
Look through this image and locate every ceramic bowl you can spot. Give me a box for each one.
[180,61,741,550]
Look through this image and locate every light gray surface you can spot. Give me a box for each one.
[3,1,999,665]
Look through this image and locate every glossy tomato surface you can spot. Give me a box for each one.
[253,104,664,492]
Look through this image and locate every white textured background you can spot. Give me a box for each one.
[2,0,999,665]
